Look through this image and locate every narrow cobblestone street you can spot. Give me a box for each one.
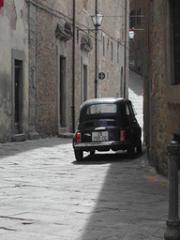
[0,70,169,239]
[0,137,168,240]
[1,0,179,238]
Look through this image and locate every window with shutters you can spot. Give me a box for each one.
[103,36,105,57]
[137,8,142,25]
[111,42,113,61]
[130,10,136,28]
[171,0,180,84]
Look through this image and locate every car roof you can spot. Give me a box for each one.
[80,97,130,109]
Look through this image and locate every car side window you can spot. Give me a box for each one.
[129,102,136,116]
[128,102,137,123]
[125,102,136,122]
[125,104,131,116]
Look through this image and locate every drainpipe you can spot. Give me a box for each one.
[94,0,98,98]
[124,0,128,98]
[72,0,76,133]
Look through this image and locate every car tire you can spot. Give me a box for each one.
[136,140,142,154]
[127,146,135,157]
[74,149,83,161]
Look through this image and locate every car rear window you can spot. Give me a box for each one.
[86,103,117,115]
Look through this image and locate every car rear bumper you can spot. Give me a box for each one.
[73,141,129,152]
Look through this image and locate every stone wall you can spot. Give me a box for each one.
[28,0,129,136]
[148,0,180,175]
[28,0,73,136]
[0,0,129,141]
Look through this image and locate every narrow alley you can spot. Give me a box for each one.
[1,0,180,239]
[0,70,169,240]
[0,137,168,240]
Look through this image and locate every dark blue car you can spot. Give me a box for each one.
[73,98,142,161]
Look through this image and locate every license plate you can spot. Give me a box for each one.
[92,131,109,142]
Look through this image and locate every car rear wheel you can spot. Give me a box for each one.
[136,140,142,154]
[74,149,83,161]
[127,146,135,157]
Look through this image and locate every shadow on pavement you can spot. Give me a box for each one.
[0,137,72,158]
[72,152,143,165]
[76,153,168,239]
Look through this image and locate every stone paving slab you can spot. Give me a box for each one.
[0,137,168,240]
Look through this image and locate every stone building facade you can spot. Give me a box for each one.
[146,0,180,175]
[0,0,29,142]
[0,0,129,142]
[28,0,129,138]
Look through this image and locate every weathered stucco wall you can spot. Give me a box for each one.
[0,0,29,142]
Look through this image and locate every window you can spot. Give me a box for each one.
[137,8,142,25]
[77,29,79,43]
[117,42,120,63]
[59,56,66,127]
[111,42,113,61]
[107,38,109,51]
[87,103,117,115]
[103,36,105,56]
[125,104,130,116]
[14,59,23,133]
[171,0,180,84]
[130,10,136,28]
[83,64,88,101]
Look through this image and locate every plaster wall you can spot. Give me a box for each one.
[0,0,29,142]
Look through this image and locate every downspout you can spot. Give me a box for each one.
[27,0,31,132]
[124,0,128,98]
[94,0,98,98]
[72,0,76,133]
[147,0,153,161]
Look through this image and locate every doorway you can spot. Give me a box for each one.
[83,64,88,101]
[14,59,23,134]
[59,55,66,127]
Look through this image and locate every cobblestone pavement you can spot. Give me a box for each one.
[0,137,168,240]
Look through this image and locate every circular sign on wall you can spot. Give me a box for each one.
[98,72,105,80]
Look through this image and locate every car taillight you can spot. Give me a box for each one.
[120,130,126,142]
[75,132,81,143]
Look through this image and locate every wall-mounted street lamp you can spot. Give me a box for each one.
[91,13,104,28]
[72,0,103,131]
[129,28,135,39]
[91,11,103,98]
